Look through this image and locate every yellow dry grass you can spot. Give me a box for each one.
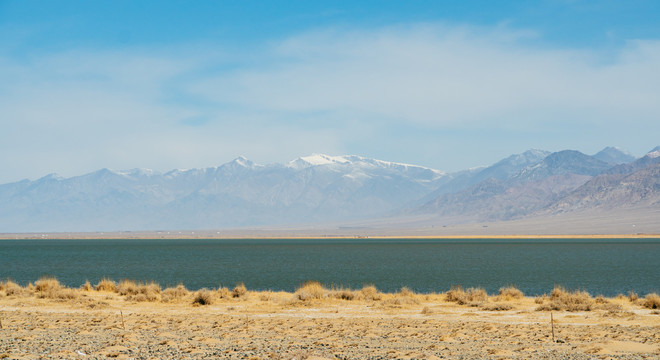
[536,285,593,312]
[642,293,660,309]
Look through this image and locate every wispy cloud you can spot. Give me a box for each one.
[2,23,660,183]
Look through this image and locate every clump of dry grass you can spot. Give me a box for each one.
[627,291,639,302]
[294,281,327,301]
[33,277,78,300]
[642,293,660,309]
[117,279,138,295]
[358,284,382,301]
[0,280,27,297]
[496,286,524,301]
[536,285,593,312]
[217,286,231,299]
[192,288,214,305]
[161,284,190,303]
[384,287,420,306]
[116,279,161,302]
[80,280,93,291]
[95,278,117,292]
[327,285,357,300]
[446,285,488,306]
[481,302,514,311]
[232,283,247,298]
[535,294,548,304]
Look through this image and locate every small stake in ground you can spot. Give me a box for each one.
[120,310,125,330]
[551,312,555,343]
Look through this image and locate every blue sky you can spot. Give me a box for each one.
[1,1,660,183]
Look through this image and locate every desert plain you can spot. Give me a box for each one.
[0,278,659,360]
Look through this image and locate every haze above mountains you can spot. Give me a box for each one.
[1,146,659,234]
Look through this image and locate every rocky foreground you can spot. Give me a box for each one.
[0,279,659,359]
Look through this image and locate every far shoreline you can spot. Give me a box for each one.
[1,232,659,240]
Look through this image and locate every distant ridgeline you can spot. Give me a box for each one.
[0,147,659,232]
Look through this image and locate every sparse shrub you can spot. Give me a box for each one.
[118,279,138,295]
[482,302,514,311]
[193,288,214,305]
[628,291,639,302]
[399,287,415,297]
[333,289,356,300]
[95,278,117,292]
[535,294,548,304]
[421,306,433,315]
[34,276,62,293]
[54,288,78,300]
[446,285,487,305]
[294,281,326,301]
[1,280,26,296]
[33,277,78,300]
[643,293,660,309]
[259,291,274,301]
[232,283,247,298]
[217,287,231,299]
[80,280,93,291]
[594,295,608,304]
[536,285,593,312]
[162,284,189,302]
[358,284,382,301]
[117,279,161,301]
[385,287,420,306]
[496,286,524,301]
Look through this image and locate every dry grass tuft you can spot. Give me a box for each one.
[161,284,189,303]
[358,284,382,301]
[0,280,27,296]
[384,287,420,306]
[192,288,214,305]
[536,285,593,312]
[446,285,488,306]
[34,276,61,293]
[80,280,93,291]
[232,283,247,298]
[33,277,78,300]
[329,286,357,300]
[496,286,524,301]
[117,279,138,295]
[482,302,514,311]
[294,281,327,301]
[117,279,161,302]
[217,287,231,299]
[95,278,117,292]
[627,291,639,302]
[642,293,660,309]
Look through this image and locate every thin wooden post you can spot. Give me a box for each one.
[120,310,125,330]
[550,312,555,343]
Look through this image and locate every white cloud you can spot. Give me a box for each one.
[2,24,660,183]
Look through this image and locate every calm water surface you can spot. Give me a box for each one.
[1,238,658,296]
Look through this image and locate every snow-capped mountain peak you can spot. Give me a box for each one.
[287,154,351,169]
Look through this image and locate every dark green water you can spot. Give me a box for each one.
[1,238,658,296]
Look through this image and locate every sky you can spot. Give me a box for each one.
[1,0,660,183]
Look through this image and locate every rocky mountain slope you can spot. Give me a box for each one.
[1,147,658,233]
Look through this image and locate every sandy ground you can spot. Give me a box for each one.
[1,289,658,360]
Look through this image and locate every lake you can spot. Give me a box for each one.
[1,238,658,296]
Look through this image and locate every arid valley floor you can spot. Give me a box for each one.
[1,279,659,359]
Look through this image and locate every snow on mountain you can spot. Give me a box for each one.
[0,154,447,232]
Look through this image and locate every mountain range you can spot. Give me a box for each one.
[1,147,658,233]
